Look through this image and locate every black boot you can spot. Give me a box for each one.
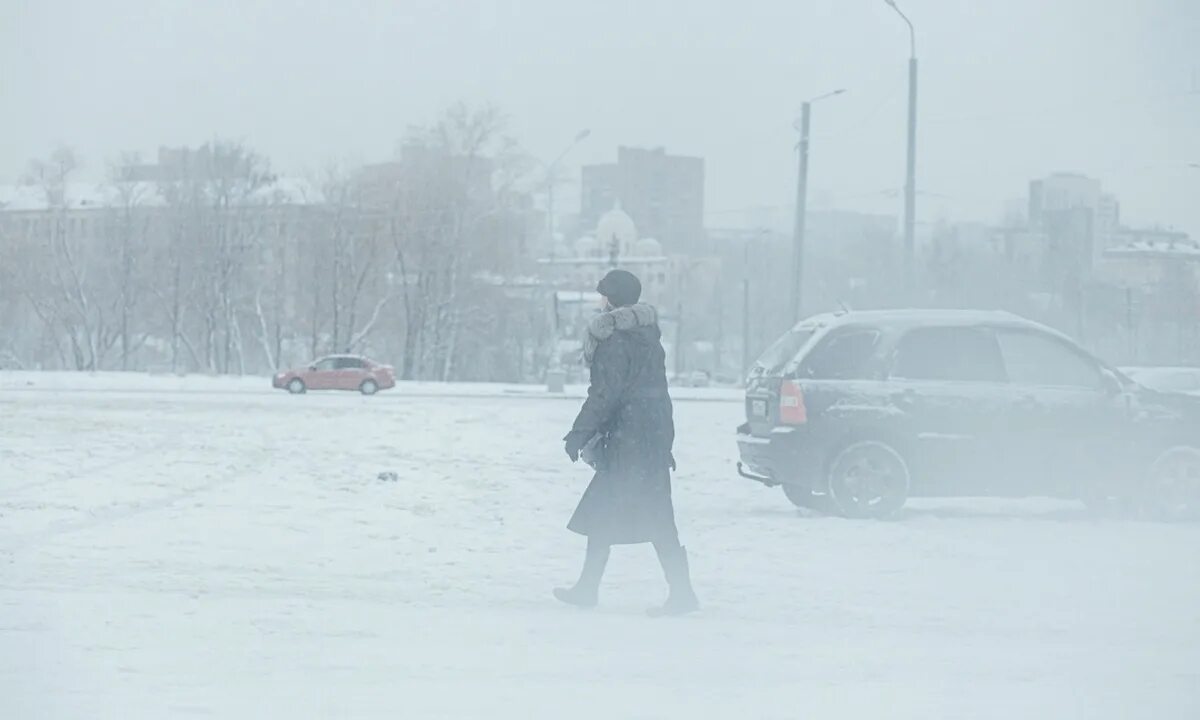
[554,541,610,609]
[647,543,699,617]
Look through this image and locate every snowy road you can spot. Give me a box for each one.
[2,380,1199,719]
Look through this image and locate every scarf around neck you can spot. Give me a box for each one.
[582,303,658,367]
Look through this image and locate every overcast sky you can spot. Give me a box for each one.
[3,0,1197,237]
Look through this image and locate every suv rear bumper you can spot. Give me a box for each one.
[736,423,825,491]
[736,426,780,484]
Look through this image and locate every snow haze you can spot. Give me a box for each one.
[1,0,1197,236]
[3,3,1200,718]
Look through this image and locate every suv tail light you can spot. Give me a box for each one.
[779,380,808,425]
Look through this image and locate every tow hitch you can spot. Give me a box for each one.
[738,462,779,487]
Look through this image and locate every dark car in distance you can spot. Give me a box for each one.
[737,310,1200,519]
[273,355,396,395]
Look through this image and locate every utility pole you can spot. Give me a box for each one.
[675,300,685,378]
[885,0,918,299]
[547,178,556,254]
[904,53,918,298]
[790,89,845,325]
[714,268,724,376]
[790,102,811,326]
[542,128,590,391]
[1126,287,1135,363]
[742,233,753,377]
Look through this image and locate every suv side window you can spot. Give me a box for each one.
[890,326,1005,383]
[994,329,1103,389]
[337,357,367,370]
[801,329,881,380]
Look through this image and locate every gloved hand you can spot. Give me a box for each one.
[564,432,589,463]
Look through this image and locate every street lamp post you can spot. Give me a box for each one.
[885,0,918,300]
[743,228,767,377]
[791,89,846,324]
[545,129,591,255]
[744,235,753,376]
[542,129,590,390]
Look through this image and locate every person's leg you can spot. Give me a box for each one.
[648,536,699,617]
[554,538,610,608]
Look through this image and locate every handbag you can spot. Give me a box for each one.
[580,433,606,470]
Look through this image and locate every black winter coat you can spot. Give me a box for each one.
[565,319,677,545]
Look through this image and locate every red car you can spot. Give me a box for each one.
[273,355,396,395]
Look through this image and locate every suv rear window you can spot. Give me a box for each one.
[752,329,815,376]
[801,329,881,380]
[891,326,1005,383]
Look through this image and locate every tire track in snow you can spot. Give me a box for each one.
[0,431,281,553]
[1,433,181,499]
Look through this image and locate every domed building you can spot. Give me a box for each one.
[594,202,639,260]
[538,199,671,303]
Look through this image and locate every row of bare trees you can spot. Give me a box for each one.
[0,105,550,380]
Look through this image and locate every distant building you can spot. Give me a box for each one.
[580,146,705,255]
[1030,173,1103,221]
[1027,173,1121,267]
[1098,228,1200,290]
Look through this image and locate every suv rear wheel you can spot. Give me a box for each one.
[827,440,910,519]
[1143,445,1200,521]
[782,484,834,513]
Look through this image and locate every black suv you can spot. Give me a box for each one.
[736,310,1200,519]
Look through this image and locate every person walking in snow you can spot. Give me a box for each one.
[556,269,699,617]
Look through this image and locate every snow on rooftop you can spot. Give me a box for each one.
[0,182,135,211]
[1105,238,1200,259]
[0,176,321,212]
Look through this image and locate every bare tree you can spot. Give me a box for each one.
[4,114,547,379]
[19,147,125,370]
[381,104,528,380]
[105,153,155,370]
[156,141,273,374]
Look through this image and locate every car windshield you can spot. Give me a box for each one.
[752,329,816,377]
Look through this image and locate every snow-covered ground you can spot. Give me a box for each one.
[2,375,1198,719]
